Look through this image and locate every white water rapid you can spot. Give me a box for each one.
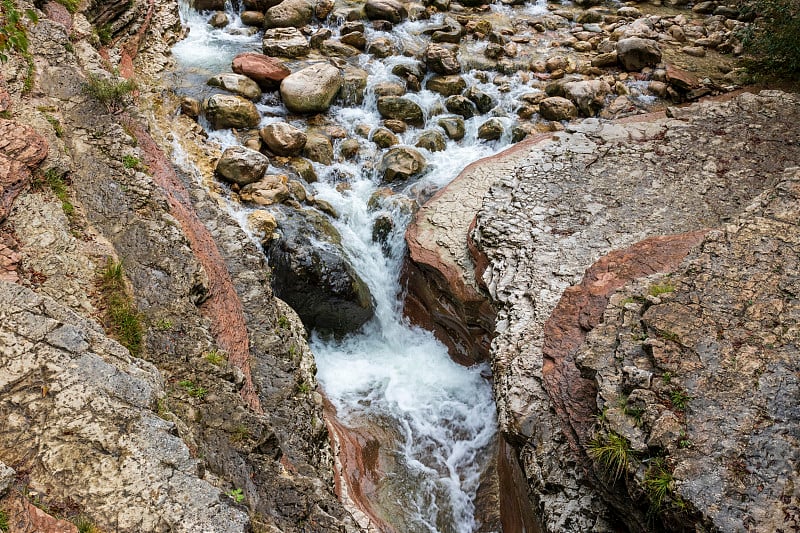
[168,2,549,530]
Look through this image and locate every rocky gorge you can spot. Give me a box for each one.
[0,0,797,529]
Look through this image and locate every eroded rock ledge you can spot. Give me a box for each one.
[405,90,800,531]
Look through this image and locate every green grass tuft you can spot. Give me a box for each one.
[99,258,143,357]
[587,431,634,482]
[73,516,98,533]
[669,389,690,411]
[204,349,226,365]
[648,283,675,297]
[82,73,136,112]
[0,509,9,532]
[644,458,674,511]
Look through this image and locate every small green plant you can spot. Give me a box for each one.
[230,424,251,443]
[96,24,112,45]
[227,488,245,503]
[101,257,124,287]
[297,381,312,394]
[661,372,672,384]
[179,379,207,399]
[99,258,143,356]
[82,73,136,112]
[0,509,9,532]
[648,283,675,297]
[56,0,80,13]
[277,315,290,329]
[154,318,173,331]
[39,168,75,217]
[0,0,38,63]
[44,113,64,137]
[22,54,34,94]
[204,349,226,365]
[659,330,680,342]
[670,390,690,411]
[587,431,634,482]
[122,154,142,170]
[644,458,674,511]
[678,438,692,449]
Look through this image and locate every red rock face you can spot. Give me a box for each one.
[0,119,49,224]
[1,493,79,533]
[541,231,707,462]
[232,53,291,90]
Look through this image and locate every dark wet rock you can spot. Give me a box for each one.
[365,0,407,23]
[423,16,463,43]
[340,31,367,50]
[265,208,375,335]
[415,130,447,152]
[180,97,202,118]
[209,11,228,27]
[445,95,477,119]
[215,146,270,186]
[339,138,360,160]
[380,147,427,182]
[424,43,461,75]
[372,127,400,148]
[203,94,261,129]
[383,119,407,133]
[338,65,369,105]
[477,118,504,140]
[377,96,424,126]
[302,133,334,165]
[372,213,395,251]
[191,0,226,10]
[438,116,465,140]
[426,75,466,96]
[465,86,495,113]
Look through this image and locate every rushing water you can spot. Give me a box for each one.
[168,2,549,530]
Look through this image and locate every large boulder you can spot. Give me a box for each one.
[265,208,375,335]
[302,133,334,165]
[438,116,465,140]
[616,37,662,71]
[203,94,261,129]
[365,0,407,23]
[265,0,314,28]
[424,44,461,75]
[260,122,307,156]
[207,73,262,101]
[562,79,612,116]
[477,118,504,141]
[215,146,270,186]
[445,95,477,119]
[376,96,424,126]
[280,63,342,114]
[232,53,291,89]
[262,27,310,58]
[380,147,427,182]
[539,96,578,121]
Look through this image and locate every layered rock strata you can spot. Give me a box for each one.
[405,90,800,530]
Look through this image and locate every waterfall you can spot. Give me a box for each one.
[168,1,543,529]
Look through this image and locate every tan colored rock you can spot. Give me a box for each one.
[260,122,307,156]
[232,52,291,89]
[240,175,290,205]
[280,63,342,114]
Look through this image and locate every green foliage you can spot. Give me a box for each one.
[96,24,112,45]
[230,424,251,443]
[0,0,37,63]
[648,283,675,297]
[44,113,63,137]
[22,54,34,94]
[296,381,312,394]
[122,154,142,170]
[99,258,143,357]
[670,389,690,411]
[73,516,98,533]
[39,169,74,217]
[226,488,245,503]
[644,458,674,511]
[738,0,800,79]
[179,379,207,399]
[154,318,173,331]
[56,0,80,14]
[204,349,226,365]
[587,431,634,482]
[81,73,136,112]
[277,315,290,329]
[661,371,672,384]
[0,509,9,532]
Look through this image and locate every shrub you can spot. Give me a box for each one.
[0,0,37,63]
[82,73,136,112]
[738,0,800,79]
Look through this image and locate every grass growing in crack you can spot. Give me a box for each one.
[154,318,173,331]
[99,258,143,357]
[204,349,226,365]
[670,389,690,411]
[230,424,251,443]
[587,431,634,482]
[0,509,8,532]
[37,169,75,218]
[73,516,98,533]
[644,458,674,511]
[43,113,63,137]
[178,379,207,400]
[648,283,675,297]
[122,154,143,170]
[277,315,290,329]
